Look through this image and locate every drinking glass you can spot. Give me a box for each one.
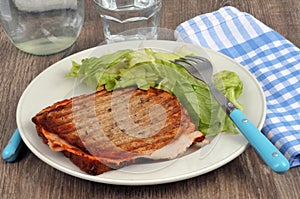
[94,0,162,43]
[0,0,85,55]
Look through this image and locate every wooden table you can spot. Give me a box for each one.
[1,0,300,198]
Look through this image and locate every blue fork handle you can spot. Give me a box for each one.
[230,109,290,173]
[2,128,24,162]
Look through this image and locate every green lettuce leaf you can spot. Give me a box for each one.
[66,48,243,136]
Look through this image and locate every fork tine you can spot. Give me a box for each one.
[178,58,197,66]
[171,57,207,82]
[173,58,192,67]
[186,56,210,63]
[172,59,193,72]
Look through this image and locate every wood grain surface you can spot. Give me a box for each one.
[1,0,300,198]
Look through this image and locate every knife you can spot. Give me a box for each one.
[2,129,24,162]
[2,44,78,163]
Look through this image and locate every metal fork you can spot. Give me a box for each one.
[172,56,290,173]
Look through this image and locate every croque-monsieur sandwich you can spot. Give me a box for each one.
[32,86,209,175]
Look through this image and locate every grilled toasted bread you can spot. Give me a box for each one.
[32,87,208,175]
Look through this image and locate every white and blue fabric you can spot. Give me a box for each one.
[176,6,300,167]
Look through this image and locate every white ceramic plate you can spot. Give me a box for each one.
[17,40,266,185]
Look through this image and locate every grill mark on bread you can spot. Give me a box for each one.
[32,87,208,175]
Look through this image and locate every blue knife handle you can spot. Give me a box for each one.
[2,128,24,163]
[229,109,290,173]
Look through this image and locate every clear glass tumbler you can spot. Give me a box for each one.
[0,0,84,55]
[94,0,162,43]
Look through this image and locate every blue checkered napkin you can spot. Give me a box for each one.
[176,6,300,167]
